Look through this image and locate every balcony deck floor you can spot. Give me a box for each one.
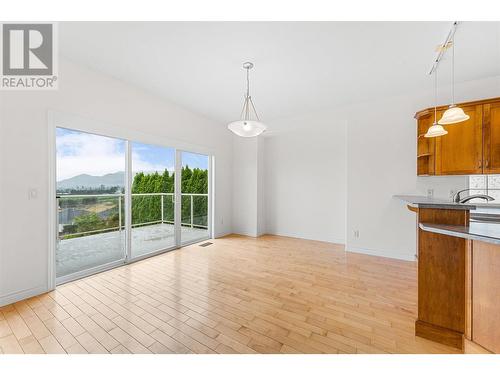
[57,223,208,278]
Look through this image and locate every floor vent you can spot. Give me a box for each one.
[199,242,213,247]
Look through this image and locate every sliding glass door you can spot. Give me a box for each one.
[55,126,212,284]
[180,151,210,245]
[56,128,126,281]
[130,142,176,259]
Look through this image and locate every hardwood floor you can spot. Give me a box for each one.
[0,235,460,354]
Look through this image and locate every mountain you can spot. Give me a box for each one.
[57,171,125,190]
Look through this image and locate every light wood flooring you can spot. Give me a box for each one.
[0,235,460,354]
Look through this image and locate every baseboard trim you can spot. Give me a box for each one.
[464,338,493,354]
[231,231,258,237]
[263,231,345,246]
[0,285,49,307]
[214,230,233,239]
[347,245,415,261]
[415,320,464,350]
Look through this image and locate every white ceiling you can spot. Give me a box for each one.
[60,22,500,124]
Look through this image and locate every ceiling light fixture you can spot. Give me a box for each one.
[425,66,448,138]
[227,62,267,137]
[438,24,469,125]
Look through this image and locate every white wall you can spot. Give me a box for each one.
[0,59,233,306]
[260,75,500,260]
[263,116,347,244]
[256,137,266,236]
[231,136,263,237]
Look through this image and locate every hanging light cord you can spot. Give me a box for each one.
[240,67,250,121]
[245,67,250,121]
[451,38,455,105]
[434,68,438,123]
[239,65,260,122]
[246,67,250,98]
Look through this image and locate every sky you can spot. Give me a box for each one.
[56,128,208,181]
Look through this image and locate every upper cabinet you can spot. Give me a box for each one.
[416,112,435,175]
[435,105,483,175]
[415,98,500,176]
[483,102,500,174]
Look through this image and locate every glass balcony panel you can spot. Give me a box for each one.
[57,195,125,278]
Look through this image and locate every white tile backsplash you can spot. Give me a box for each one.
[469,175,486,189]
[469,175,500,201]
[488,175,500,189]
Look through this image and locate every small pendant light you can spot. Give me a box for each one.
[227,62,267,137]
[425,67,448,138]
[438,34,469,125]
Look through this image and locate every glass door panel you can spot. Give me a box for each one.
[56,128,126,280]
[180,151,210,245]
[131,142,176,258]
[55,125,214,285]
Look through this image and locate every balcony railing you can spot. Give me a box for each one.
[57,192,208,240]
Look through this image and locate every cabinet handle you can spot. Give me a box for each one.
[486,160,490,168]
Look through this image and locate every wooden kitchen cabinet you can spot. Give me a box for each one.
[415,97,500,176]
[483,102,500,174]
[472,240,500,353]
[435,105,483,175]
[415,208,469,349]
[405,202,500,353]
[416,112,435,175]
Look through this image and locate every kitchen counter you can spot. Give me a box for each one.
[399,199,499,351]
[419,222,500,246]
[394,194,475,210]
[418,218,500,353]
[394,194,500,210]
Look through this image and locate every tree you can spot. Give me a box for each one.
[131,166,208,227]
[66,166,208,238]
[74,213,105,233]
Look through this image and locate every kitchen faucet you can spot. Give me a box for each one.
[452,188,495,204]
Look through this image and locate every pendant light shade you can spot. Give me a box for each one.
[228,62,267,137]
[425,123,448,138]
[438,34,468,125]
[228,120,267,138]
[425,64,448,138]
[438,104,470,125]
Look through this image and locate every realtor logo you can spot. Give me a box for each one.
[1,23,58,89]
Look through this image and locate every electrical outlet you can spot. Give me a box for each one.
[353,230,360,239]
[28,188,38,200]
[427,188,434,198]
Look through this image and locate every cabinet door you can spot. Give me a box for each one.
[472,241,500,353]
[435,105,483,175]
[483,102,500,174]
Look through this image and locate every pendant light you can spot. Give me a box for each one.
[438,34,469,125]
[425,67,448,138]
[227,62,267,137]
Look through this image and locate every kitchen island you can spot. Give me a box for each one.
[395,195,500,353]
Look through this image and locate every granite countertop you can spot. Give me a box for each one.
[419,222,500,246]
[393,195,477,210]
[394,194,500,210]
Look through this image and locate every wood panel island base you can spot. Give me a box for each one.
[401,199,500,353]
[416,208,469,351]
